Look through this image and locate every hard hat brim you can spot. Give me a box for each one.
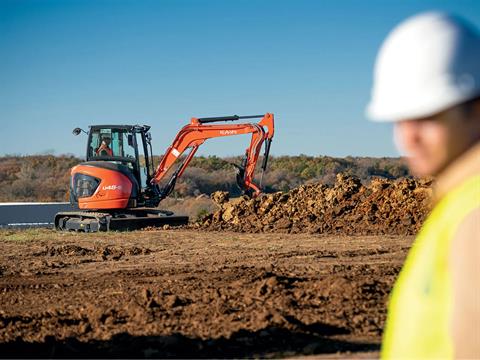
[366,87,480,122]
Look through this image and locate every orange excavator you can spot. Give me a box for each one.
[54,113,275,232]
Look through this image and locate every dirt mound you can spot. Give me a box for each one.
[197,174,432,235]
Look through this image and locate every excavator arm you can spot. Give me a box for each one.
[151,113,275,201]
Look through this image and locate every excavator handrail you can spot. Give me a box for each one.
[197,114,264,123]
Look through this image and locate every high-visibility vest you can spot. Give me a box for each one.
[381,175,480,359]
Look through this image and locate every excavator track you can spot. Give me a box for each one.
[55,209,188,232]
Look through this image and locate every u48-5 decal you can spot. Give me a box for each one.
[102,185,123,191]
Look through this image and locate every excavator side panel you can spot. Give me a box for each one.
[72,164,133,210]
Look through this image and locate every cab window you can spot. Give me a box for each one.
[88,128,136,159]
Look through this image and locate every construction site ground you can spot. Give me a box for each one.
[0,228,411,358]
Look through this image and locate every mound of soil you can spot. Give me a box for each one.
[198,174,432,235]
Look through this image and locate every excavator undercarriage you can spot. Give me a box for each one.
[54,209,188,232]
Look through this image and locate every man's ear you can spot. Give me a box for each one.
[470,99,480,139]
[462,96,480,119]
[472,98,480,117]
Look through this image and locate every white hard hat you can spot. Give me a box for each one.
[366,12,480,122]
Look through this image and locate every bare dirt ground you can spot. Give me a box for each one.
[0,228,412,358]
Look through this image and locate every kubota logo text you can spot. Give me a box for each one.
[102,185,122,191]
[220,130,237,135]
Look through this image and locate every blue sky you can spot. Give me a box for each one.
[1,0,479,158]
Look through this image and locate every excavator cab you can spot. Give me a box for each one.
[67,124,163,212]
[85,125,154,191]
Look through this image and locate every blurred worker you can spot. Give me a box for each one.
[366,12,480,359]
[96,137,113,156]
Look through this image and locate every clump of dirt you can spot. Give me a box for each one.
[34,245,95,257]
[95,246,153,261]
[198,174,432,235]
[211,190,230,205]
[34,245,152,261]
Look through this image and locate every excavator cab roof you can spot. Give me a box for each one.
[88,124,151,132]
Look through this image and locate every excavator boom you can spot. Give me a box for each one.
[152,113,274,200]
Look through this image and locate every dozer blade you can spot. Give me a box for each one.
[55,209,188,232]
[109,214,189,231]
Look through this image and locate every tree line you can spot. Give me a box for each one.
[0,154,410,202]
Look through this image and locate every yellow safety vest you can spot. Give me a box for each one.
[381,175,480,359]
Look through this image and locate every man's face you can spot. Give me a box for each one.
[394,101,480,177]
[104,138,111,146]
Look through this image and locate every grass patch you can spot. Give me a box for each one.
[0,228,55,242]
[0,227,165,243]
